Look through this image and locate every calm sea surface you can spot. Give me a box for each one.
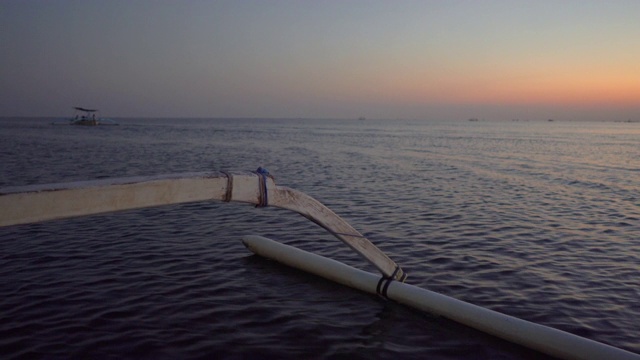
[1,118,638,359]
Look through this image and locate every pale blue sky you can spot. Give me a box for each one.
[2,0,639,120]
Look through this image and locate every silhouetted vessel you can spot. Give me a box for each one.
[54,107,118,126]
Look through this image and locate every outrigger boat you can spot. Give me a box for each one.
[0,169,638,360]
[71,107,99,125]
[52,107,118,126]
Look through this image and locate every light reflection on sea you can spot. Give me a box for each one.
[0,118,638,359]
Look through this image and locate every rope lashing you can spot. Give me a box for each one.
[221,171,233,202]
[376,266,407,299]
[254,167,270,207]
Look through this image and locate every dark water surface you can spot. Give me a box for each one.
[1,118,638,359]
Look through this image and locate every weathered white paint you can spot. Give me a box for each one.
[0,172,405,281]
[242,235,640,360]
[269,186,405,281]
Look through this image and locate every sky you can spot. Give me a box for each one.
[1,0,639,121]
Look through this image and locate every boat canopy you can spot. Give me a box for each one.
[74,107,98,112]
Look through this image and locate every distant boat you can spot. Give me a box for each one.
[53,107,118,126]
[358,116,366,121]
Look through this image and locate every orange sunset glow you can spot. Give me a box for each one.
[2,1,639,121]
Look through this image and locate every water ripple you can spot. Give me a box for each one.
[1,118,639,358]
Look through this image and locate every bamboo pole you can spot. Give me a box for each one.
[242,235,640,360]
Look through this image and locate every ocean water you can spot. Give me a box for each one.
[0,117,638,359]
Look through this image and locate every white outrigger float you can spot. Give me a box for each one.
[1,170,638,360]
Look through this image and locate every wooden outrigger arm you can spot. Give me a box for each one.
[0,171,406,282]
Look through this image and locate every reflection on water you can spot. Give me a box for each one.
[0,118,638,359]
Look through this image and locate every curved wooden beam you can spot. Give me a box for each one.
[0,171,406,281]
